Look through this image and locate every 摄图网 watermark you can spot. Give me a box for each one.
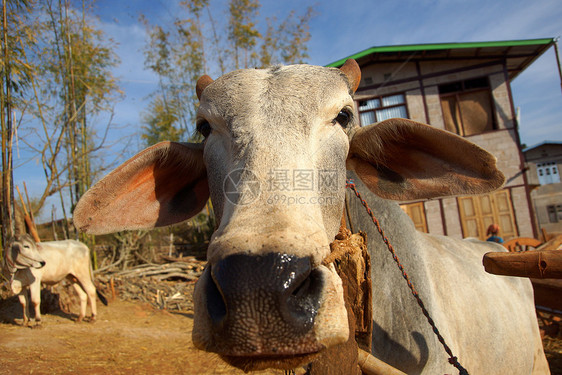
[223,168,340,206]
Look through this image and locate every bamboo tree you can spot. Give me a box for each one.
[1,0,36,252]
[141,1,207,142]
[173,0,207,131]
[39,0,119,240]
[140,95,184,146]
[277,7,315,65]
[228,0,260,69]
[0,0,120,250]
[18,36,71,239]
[1,0,13,252]
[205,6,226,76]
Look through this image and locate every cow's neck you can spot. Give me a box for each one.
[2,256,16,280]
[345,171,441,370]
[344,171,419,250]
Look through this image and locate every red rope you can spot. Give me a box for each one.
[346,179,469,375]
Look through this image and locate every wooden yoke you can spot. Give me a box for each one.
[308,214,406,375]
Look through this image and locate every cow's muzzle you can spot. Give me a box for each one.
[201,253,325,356]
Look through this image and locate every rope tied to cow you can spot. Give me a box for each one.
[345,179,470,375]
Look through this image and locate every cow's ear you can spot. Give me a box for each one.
[346,118,505,200]
[196,75,214,100]
[74,142,209,235]
[339,59,361,93]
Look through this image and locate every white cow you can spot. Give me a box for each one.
[3,234,107,325]
[73,60,549,374]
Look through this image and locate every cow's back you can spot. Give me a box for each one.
[36,240,91,283]
[422,234,547,374]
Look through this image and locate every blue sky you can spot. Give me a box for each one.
[13,0,562,221]
[91,0,561,147]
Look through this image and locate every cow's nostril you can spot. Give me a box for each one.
[39,261,46,268]
[292,275,311,298]
[285,268,323,332]
[205,267,227,325]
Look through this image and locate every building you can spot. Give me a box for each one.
[524,142,562,235]
[328,38,559,241]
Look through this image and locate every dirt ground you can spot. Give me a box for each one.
[0,290,561,374]
[0,296,283,375]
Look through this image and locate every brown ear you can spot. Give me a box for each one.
[73,142,209,235]
[346,119,505,200]
[339,59,361,93]
[196,75,214,100]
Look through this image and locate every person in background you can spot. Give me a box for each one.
[486,223,504,244]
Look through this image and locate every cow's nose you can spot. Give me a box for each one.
[205,253,324,334]
[39,261,46,268]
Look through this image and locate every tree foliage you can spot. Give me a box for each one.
[1,0,39,251]
[1,0,120,248]
[228,0,260,69]
[41,0,120,207]
[140,0,316,145]
[141,95,184,145]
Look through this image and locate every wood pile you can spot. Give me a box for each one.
[95,258,206,312]
[111,259,204,281]
[100,276,198,312]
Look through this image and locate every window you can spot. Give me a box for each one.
[537,162,560,185]
[439,77,496,136]
[358,93,408,126]
[547,205,562,223]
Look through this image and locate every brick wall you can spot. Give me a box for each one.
[424,200,444,235]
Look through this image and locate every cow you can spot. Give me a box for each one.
[3,234,107,326]
[73,60,549,374]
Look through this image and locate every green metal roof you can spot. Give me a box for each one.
[326,38,555,67]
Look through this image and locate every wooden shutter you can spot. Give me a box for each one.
[458,189,517,240]
[458,90,494,136]
[440,96,461,135]
[400,202,428,233]
[493,190,517,239]
[458,197,480,238]
[478,194,496,233]
[440,89,494,136]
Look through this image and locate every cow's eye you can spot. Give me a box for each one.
[333,109,352,128]
[197,120,212,138]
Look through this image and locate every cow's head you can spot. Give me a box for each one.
[4,234,46,275]
[73,60,504,371]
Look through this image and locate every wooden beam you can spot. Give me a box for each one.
[358,349,407,375]
[483,250,562,279]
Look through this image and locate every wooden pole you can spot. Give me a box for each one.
[553,39,562,96]
[483,250,562,279]
[358,349,407,375]
[16,185,40,242]
[23,182,36,228]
